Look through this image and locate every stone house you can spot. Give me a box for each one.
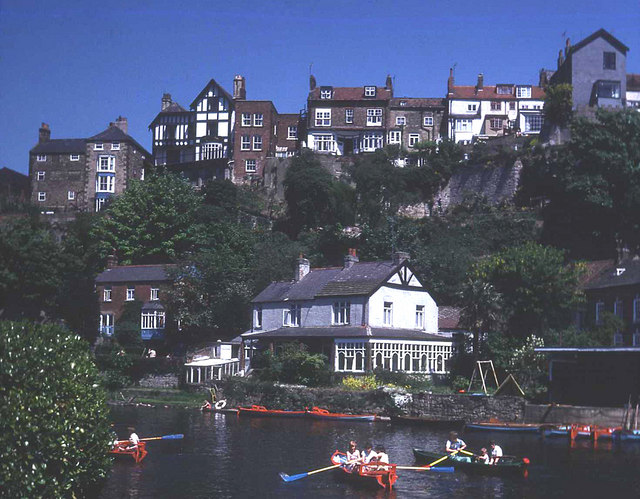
[548,28,629,114]
[241,251,454,374]
[388,97,445,152]
[29,119,151,214]
[95,260,176,343]
[445,71,546,144]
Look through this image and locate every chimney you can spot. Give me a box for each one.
[114,116,128,134]
[557,49,565,69]
[310,74,317,91]
[539,69,548,88]
[476,73,484,92]
[162,93,172,111]
[343,248,359,269]
[295,255,310,281]
[106,254,118,269]
[391,251,410,266]
[39,123,51,143]
[447,68,455,95]
[564,37,571,57]
[385,74,393,91]
[233,75,246,100]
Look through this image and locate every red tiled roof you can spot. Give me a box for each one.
[449,85,545,100]
[627,74,640,92]
[309,86,392,101]
[390,97,445,108]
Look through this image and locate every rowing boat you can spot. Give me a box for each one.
[413,448,529,475]
[306,407,376,422]
[237,405,306,418]
[614,429,640,441]
[465,422,542,434]
[109,441,148,463]
[330,451,397,490]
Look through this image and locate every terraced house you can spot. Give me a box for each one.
[241,251,455,374]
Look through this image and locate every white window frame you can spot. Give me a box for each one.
[141,310,165,330]
[315,109,331,127]
[103,287,112,302]
[383,301,393,326]
[36,155,46,162]
[524,114,544,133]
[467,104,477,112]
[283,303,301,327]
[516,86,532,98]
[241,135,251,150]
[490,118,503,130]
[97,155,115,172]
[37,192,46,202]
[456,119,472,132]
[99,313,114,336]
[126,287,135,301]
[314,133,334,152]
[320,88,332,99]
[345,109,354,124]
[388,131,401,144]
[595,301,605,325]
[409,134,420,147]
[490,101,501,111]
[366,108,383,126]
[253,114,264,127]
[396,116,406,126]
[95,198,107,212]
[361,132,383,152]
[332,301,351,325]
[255,305,263,329]
[287,126,298,139]
[96,175,115,193]
[150,288,159,301]
[111,142,120,151]
[70,154,80,161]
[245,159,257,173]
[68,191,75,200]
[37,171,45,181]
[241,113,252,126]
[364,86,376,97]
[201,142,223,160]
[335,341,366,372]
[415,305,425,329]
[252,135,262,150]
[423,115,433,126]
[94,143,104,151]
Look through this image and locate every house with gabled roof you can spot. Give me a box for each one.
[241,250,454,374]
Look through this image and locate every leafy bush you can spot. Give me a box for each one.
[94,343,134,390]
[341,375,378,391]
[254,342,332,386]
[373,368,433,392]
[0,321,112,496]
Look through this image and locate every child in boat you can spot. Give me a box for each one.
[476,447,490,464]
[345,440,361,470]
[361,443,377,464]
[489,441,503,465]
[126,428,140,451]
[374,445,390,470]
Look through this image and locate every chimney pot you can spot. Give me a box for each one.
[392,251,410,266]
[114,116,128,134]
[344,249,359,269]
[386,74,393,91]
[295,256,310,281]
[38,123,51,143]
[477,73,484,91]
[233,75,246,100]
[106,254,118,269]
[310,74,317,91]
[447,68,455,95]
[161,93,172,111]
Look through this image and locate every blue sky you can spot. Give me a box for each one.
[1,0,639,174]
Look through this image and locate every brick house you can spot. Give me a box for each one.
[388,97,446,152]
[95,261,176,342]
[445,71,546,144]
[306,75,394,155]
[548,29,629,114]
[275,113,304,158]
[29,119,152,213]
[241,251,454,374]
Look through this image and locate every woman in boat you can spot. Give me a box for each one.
[374,445,390,470]
[489,441,503,465]
[345,441,361,470]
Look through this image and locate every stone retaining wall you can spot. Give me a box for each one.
[137,374,179,388]
[404,393,526,422]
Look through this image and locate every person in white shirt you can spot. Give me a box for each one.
[490,441,503,465]
[374,445,390,470]
[345,440,361,470]
[476,447,490,464]
[127,429,140,451]
[361,443,377,464]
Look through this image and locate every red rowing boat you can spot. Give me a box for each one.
[330,450,397,490]
[307,407,376,422]
[237,405,307,418]
[109,441,148,463]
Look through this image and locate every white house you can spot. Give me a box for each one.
[241,251,455,374]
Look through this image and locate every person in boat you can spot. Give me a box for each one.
[374,445,390,470]
[489,441,503,465]
[126,428,140,451]
[345,440,361,470]
[476,447,490,464]
[446,432,470,462]
[201,400,212,411]
[361,443,377,464]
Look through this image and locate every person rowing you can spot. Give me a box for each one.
[446,432,471,462]
[126,427,140,451]
[345,440,361,471]
[361,442,377,464]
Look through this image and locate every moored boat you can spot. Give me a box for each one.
[465,422,542,434]
[306,406,376,422]
[331,450,397,490]
[237,405,306,418]
[413,448,529,475]
[614,429,640,441]
[109,441,148,463]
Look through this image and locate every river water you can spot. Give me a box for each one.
[100,406,640,498]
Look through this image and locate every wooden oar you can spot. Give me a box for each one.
[395,466,455,473]
[140,434,184,442]
[426,450,458,467]
[280,459,358,483]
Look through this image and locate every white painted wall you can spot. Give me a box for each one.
[367,285,438,333]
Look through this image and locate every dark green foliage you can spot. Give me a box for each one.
[94,343,134,390]
[543,83,573,125]
[92,172,201,264]
[372,368,434,392]
[253,342,332,387]
[115,300,144,348]
[0,321,112,496]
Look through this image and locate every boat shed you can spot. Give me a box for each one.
[535,347,640,406]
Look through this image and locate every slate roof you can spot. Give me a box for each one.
[162,102,189,113]
[96,264,177,284]
[569,28,629,56]
[583,258,640,290]
[88,126,151,157]
[390,97,445,108]
[253,260,406,303]
[242,326,450,342]
[577,259,615,288]
[31,139,86,154]
[449,85,545,100]
[309,86,393,102]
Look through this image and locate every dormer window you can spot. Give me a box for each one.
[400,101,407,106]
[364,86,376,97]
[320,88,332,99]
[497,85,513,95]
[516,86,532,98]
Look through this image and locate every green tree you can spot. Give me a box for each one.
[543,83,573,126]
[92,172,201,264]
[0,321,112,496]
[254,342,331,386]
[458,279,504,358]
